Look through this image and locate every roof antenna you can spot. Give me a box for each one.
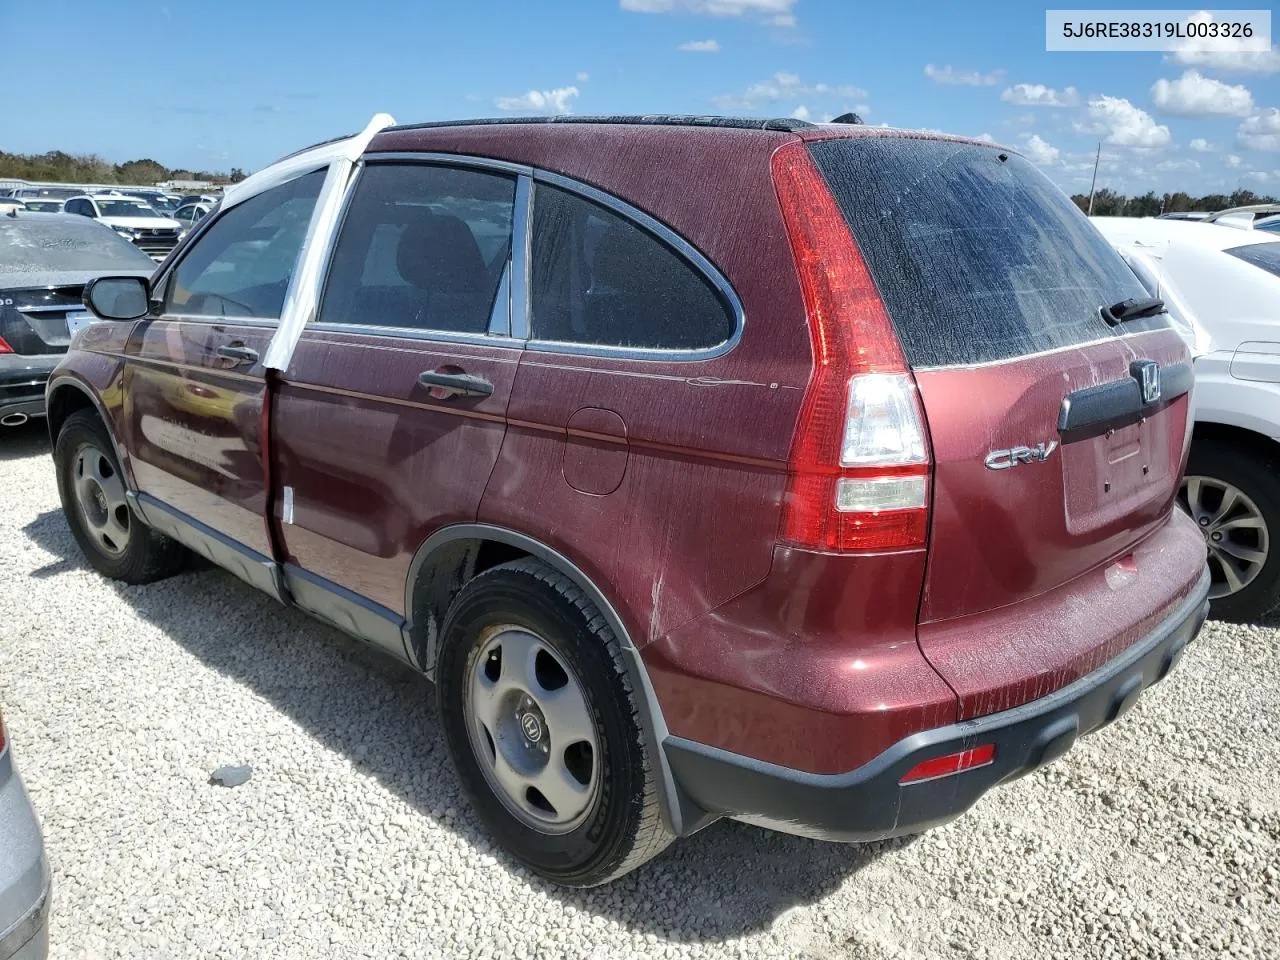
[830,112,864,125]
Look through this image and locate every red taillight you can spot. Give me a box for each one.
[771,140,931,552]
[899,744,995,784]
[0,335,12,355]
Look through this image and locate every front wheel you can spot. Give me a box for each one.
[1180,439,1280,622]
[435,558,671,886]
[54,409,187,584]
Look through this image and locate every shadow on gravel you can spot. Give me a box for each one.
[24,506,895,941]
[0,419,50,462]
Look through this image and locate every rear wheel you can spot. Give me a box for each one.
[54,409,187,584]
[1181,440,1280,622]
[436,558,671,886]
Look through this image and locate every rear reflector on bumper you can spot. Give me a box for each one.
[899,744,995,784]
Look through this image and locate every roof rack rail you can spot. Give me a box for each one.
[830,112,864,125]
[387,114,815,134]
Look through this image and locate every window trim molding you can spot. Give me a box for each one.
[525,169,745,362]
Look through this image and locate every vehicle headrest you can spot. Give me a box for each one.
[395,213,487,292]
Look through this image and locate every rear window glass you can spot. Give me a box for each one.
[0,217,156,272]
[809,138,1156,368]
[530,184,735,351]
[1226,242,1280,278]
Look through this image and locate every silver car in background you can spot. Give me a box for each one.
[0,709,49,960]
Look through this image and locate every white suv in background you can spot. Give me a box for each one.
[1096,216,1280,621]
[63,193,182,261]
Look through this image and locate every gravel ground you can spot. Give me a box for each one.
[1,419,1278,960]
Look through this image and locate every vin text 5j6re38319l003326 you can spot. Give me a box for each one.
[48,113,1209,886]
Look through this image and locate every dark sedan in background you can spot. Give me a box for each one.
[0,212,154,427]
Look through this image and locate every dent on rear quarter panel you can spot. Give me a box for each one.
[377,124,815,654]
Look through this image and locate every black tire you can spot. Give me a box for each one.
[436,558,672,886]
[54,409,188,584]
[1185,439,1280,622]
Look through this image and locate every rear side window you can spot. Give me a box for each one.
[1226,242,1280,277]
[167,170,323,320]
[530,184,735,351]
[319,163,515,335]
[809,138,1154,368]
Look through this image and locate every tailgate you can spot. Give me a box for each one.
[916,334,1193,624]
[808,134,1204,718]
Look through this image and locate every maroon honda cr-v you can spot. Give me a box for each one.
[48,114,1209,886]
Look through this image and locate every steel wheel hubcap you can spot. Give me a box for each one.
[1180,475,1270,600]
[73,443,131,558]
[463,626,600,834]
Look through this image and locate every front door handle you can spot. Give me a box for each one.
[216,343,259,366]
[418,370,493,398]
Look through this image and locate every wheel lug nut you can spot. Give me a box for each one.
[1211,532,1222,542]
[1198,517,1210,526]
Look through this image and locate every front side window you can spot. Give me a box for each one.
[165,170,323,320]
[529,184,735,351]
[318,163,515,335]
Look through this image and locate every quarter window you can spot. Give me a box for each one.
[529,184,735,351]
[165,169,323,321]
[318,163,516,335]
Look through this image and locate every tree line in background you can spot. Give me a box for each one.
[0,150,247,185]
[1070,188,1276,218]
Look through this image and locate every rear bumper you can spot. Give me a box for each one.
[0,753,50,960]
[665,566,1210,842]
[0,356,57,420]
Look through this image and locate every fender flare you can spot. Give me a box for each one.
[45,375,136,492]
[404,522,705,836]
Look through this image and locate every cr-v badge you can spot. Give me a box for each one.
[985,442,1059,470]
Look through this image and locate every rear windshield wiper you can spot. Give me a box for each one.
[1102,296,1165,326]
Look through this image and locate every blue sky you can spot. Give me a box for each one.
[4,0,1279,196]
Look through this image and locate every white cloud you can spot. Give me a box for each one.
[1000,83,1079,107]
[1189,138,1215,152]
[974,132,996,143]
[1167,11,1280,74]
[1226,154,1245,168]
[1150,71,1253,117]
[713,72,868,110]
[576,72,590,82]
[621,0,795,19]
[791,105,810,121]
[1239,108,1280,150]
[678,39,720,52]
[495,86,580,114]
[1246,170,1275,183]
[1022,133,1060,165]
[1155,158,1201,172]
[923,64,1004,87]
[1173,47,1280,73]
[1076,96,1172,149]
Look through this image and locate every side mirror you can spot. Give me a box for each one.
[83,276,150,321]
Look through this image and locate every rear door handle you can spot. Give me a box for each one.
[418,370,493,398]
[216,344,259,365]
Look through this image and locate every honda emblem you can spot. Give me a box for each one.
[1132,360,1161,405]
